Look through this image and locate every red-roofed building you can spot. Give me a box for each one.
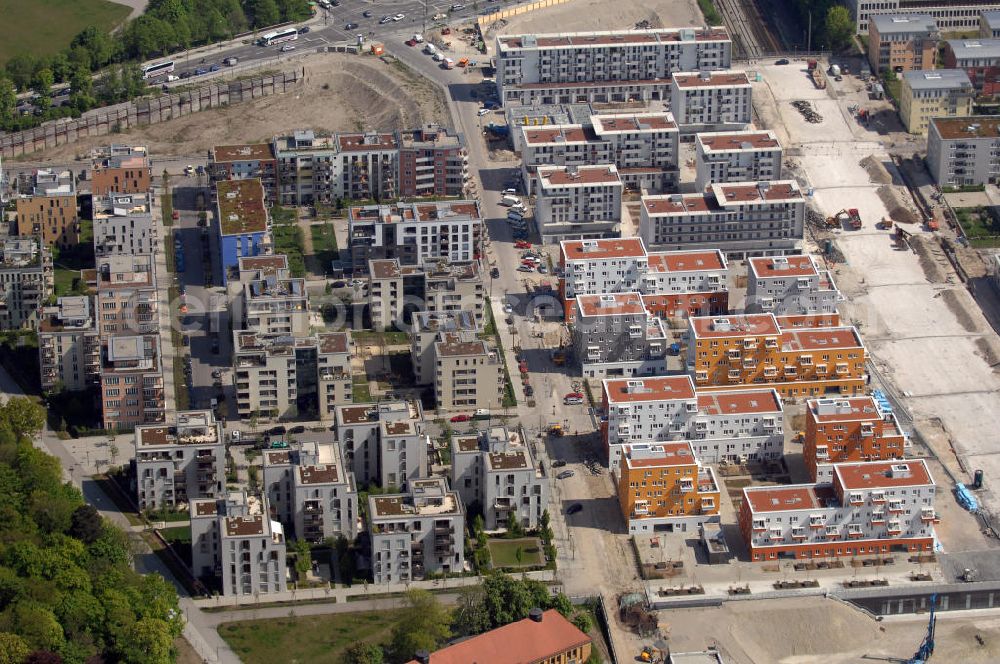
[804,397,907,481]
[739,459,936,561]
[671,70,752,127]
[535,164,623,243]
[571,293,668,377]
[209,143,278,201]
[746,254,841,315]
[407,608,592,664]
[695,129,782,190]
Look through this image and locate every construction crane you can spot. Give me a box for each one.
[908,593,938,664]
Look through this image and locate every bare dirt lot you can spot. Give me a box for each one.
[481,0,704,41]
[30,53,451,161]
[663,596,1000,664]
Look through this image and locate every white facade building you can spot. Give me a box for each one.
[694,130,783,190]
[571,292,668,378]
[926,116,1000,187]
[845,0,1000,34]
[92,192,159,257]
[38,296,100,392]
[670,71,752,129]
[534,164,624,243]
[746,255,841,315]
[334,401,428,489]
[135,410,225,512]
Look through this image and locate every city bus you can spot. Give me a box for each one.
[260,28,299,46]
[142,60,175,79]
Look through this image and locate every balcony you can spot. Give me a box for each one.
[886,521,902,535]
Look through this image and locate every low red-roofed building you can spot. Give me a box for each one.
[671,70,752,127]
[695,129,782,190]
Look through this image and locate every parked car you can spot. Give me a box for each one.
[209,63,220,71]
[393,13,405,20]
[477,107,490,116]
[557,470,575,480]
[551,459,567,468]
[775,58,790,65]
[180,71,192,79]
[502,187,517,195]
[362,10,372,17]
[517,265,532,272]
[379,15,392,23]
[406,39,418,46]
[566,502,583,515]
[451,3,465,9]
[230,430,241,442]
[514,240,531,249]
[290,425,306,434]
[523,384,534,397]
[450,414,471,422]
[270,425,287,435]
[332,280,346,288]
[345,22,359,29]
[503,303,513,314]
[298,26,310,34]
[194,67,208,75]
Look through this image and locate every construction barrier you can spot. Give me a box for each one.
[477,0,573,28]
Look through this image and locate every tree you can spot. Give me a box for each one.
[23,651,63,664]
[388,590,451,662]
[32,69,55,109]
[292,539,311,578]
[249,0,281,27]
[824,6,854,52]
[0,78,15,123]
[505,512,522,538]
[69,504,103,544]
[452,584,490,636]
[571,611,593,634]
[117,618,173,664]
[344,642,384,664]
[2,398,46,439]
[4,53,39,90]
[0,633,29,664]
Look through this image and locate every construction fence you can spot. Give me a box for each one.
[1,69,303,158]
[477,0,572,29]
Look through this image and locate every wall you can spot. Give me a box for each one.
[1,70,303,158]
[476,0,572,28]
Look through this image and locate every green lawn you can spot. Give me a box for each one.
[309,223,339,276]
[353,330,411,346]
[220,610,407,664]
[487,537,544,568]
[955,206,1000,248]
[352,376,372,403]
[0,0,131,66]
[53,267,82,297]
[273,224,306,277]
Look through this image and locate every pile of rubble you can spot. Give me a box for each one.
[792,100,823,123]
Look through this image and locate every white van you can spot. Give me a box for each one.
[425,43,437,56]
[500,195,521,207]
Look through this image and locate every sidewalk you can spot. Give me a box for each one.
[152,184,178,415]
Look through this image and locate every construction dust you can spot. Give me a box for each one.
[912,236,950,284]
[877,185,919,224]
[860,155,893,185]
[941,288,982,333]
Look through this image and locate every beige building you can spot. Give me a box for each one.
[433,331,505,411]
[14,169,80,249]
[410,311,480,385]
[535,164,624,243]
[90,254,159,336]
[135,410,225,512]
[334,401,428,489]
[38,296,100,392]
[868,14,937,73]
[99,334,165,430]
[317,332,354,421]
[900,69,974,135]
[368,258,484,331]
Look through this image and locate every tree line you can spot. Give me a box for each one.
[0,397,183,664]
[0,0,311,132]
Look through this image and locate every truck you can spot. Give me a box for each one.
[224,57,238,66]
[424,43,437,56]
[848,208,862,230]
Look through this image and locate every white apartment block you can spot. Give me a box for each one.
[451,426,549,531]
[434,331,505,411]
[746,255,841,315]
[0,237,52,330]
[640,181,805,259]
[368,477,465,583]
[846,0,1000,34]
[535,164,624,244]
[38,296,100,392]
[495,27,732,105]
[368,258,484,331]
[135,410,225,512]
[695,130,783,190]
[262,441,359,543]
[926,116,1000,187]
[740,459,937,561]
[190,492,287,596]
[348,201,482,273]
[93,254,159,336]
[411,311,480,385]
[602,375,784,471]
[521,112,679,194]
[571,292,668,378]
[317,332,354,422]
[670,71,753,129]
[92,192,159,257]
[334,401,428,489]
[236,257,309,336]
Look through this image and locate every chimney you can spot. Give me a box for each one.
[414,650,431,663]
[529,607,544,622]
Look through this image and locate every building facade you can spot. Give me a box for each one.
[0,237,52,330]
[804,396,907,482]
[694,129,783,190]
[640,181,805,259]
[981,10,1000,38]
[398,124,469,198]
[334,401,428,489]
[317,332,354,422]
[847,0,999,35]
[15,169,80,249]
[90,145,152,196]
[571,292,668,378]
[93,192,159,256]
[92,254,159,336]
[38,296,100,392]
[368,258,484,331]
[411,311,480,385]
[534,164,623,243]
[433,332,505,411]
[209,143,278,201]
[739,459,937,560]
[670,71,753,128]
[215,179,272,284]
[99,334,165,430]
[746,254,841,315]
[899,69,974,135]
[926,116,1000,186]
[236,259,309,336]
[942,39,1000,94]
[135,410,225,511]
[867,14,938,71]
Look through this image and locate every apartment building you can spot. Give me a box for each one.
[507,102,595,152]
[899,69,974,135]
[15,168,80,249]
[368,258,483,331]
[215,179,272,284]
[694,130,783,190]
[868,14,937,72]
[0,237,51,330]
[190,492,287,596]
[495,27,733,105]
[617,442,720,534]
[670,71,753,128]
[943,39,1000,94]
[334,400,428,489]
[804,396,907,482]
[434,331,505,411]
[368,477,465,583]
[38,296,100,392]
[746,255,841,315]
[640,181,805,259]
[99,334,165,430]
[135,409,224,511]
[848,0,999,34]
[348,201,482,273]
[399,124,469,198]
[209,143,278,201]
[337,131,400,200]
[739,459,937,560]
[90,145,152,196]
[571,292,668,378]
[91,254,159,336]
[600,375,784,470]
[521,112,679,194]
[235,259,309,336]
[451,426,548,531]
[409,609,591,664]
[92,192,159,256]
[559,237,728,319]
[317,332,354,422]
[686,313,867,397]
[501,78,675,108]
[535,164,624,243]
[411,311,480,385]
[233,331,319,420]
[982,10,1000,37]
[262,441,359,542]
[926,116,1000,186]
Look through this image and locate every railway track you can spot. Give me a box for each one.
[713,0,781,61]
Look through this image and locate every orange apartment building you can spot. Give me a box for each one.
[91,145,153,196]
[15,169,80,250]
[804,396,907,482]
[868,14,938,73]
[686,313,867,398]
[616,441,720,534]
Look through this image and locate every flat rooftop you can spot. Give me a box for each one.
[749,254,819,279]
[902,68,972,91]
[931,116,1000,140]
[370,489,460,518]
[318,332,349,354]
[523,124,596,146]
[697,389,782,416]
[349,201,481,224]
[870,14,936,35]
[780,326,863,352]
[622,442,697,468]
[299,463,340,485]
[647,249,726,273]
[436,332,489,358]
[338,132,397,152]
[743,484,838,513]
[577,292,646,317]
[690,313,780,339]
[604,375,696,404]
[697,130,780,152]
[497,27,730,50]
[487,449,529,471]
[673,71,751,89]
[216,179,268,235]
[591,112,677,134]
[561,237,646,262]
[835,460,933,490]
[213,143,275,162]
[537,164,621,188]
[338,404,380,425]
[239,255,288,275]
[808,396,883,423]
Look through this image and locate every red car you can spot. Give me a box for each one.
[450,414,471,423]
[405,39,417,46]
[518,361,528,373]
[514,240,531,249]
[565,392,584,399]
